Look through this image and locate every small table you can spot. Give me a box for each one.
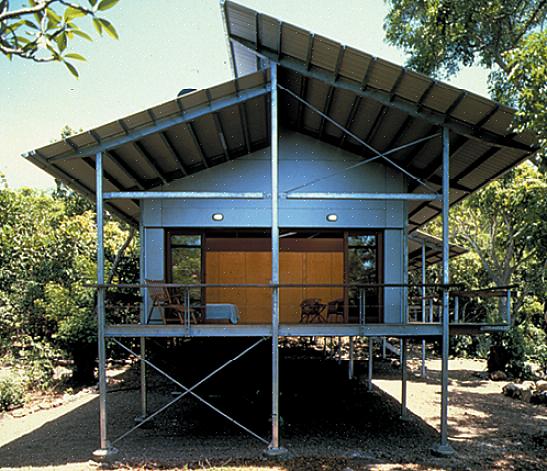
[300,299,327,323]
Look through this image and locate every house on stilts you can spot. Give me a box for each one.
[22,1,538,458]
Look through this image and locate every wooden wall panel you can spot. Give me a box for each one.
[280,252,304,323]
[206,248,344,324]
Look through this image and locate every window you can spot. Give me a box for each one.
[347,232,382,322]
[167,233,202,304]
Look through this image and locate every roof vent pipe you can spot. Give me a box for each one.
[177,88,196,97]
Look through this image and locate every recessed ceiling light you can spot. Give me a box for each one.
[212,213,224,221]
[326,213,338,222]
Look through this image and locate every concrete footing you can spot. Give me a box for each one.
[431,442,455,457]
[264,446,289,458]
[92,446,119,462]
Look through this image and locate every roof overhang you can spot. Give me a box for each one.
[223,1,539,231]
[22,1,539,229]
[408,231,467,269]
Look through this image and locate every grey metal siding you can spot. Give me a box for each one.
[142,131,406,323]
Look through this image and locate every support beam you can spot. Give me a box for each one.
[368,337,373,392]
[205,89,231,162]
[400,338,408,420]
[106,150,146,190]
[158,131,189,176]
[432,127,455,456]
[138,219,147,422]
[186,122,210,168]
[103,191,265,200]
[29,151,137,226]
[230,36,535,152]
[421,239,427,378]
[348,336,354,380]
[339,96,362,147]
[285,192,441,201]
[93,152,117,459]
[278,84,437,192]
[132,141,168,184]
[43,84,271,163]
[266,61,286,457]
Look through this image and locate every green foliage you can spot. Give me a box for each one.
[0,376,24,411]
[422,163,546,375]
[494,322,546,379]
[0,173,139,385]
[0,0,121,77]
[384,0,547,169]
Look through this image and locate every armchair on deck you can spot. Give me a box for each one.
[326,298,345,323]
[145,280,201,324]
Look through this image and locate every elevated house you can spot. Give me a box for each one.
[23,1,538,458]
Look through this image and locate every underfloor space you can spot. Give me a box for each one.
[0,342,545,470]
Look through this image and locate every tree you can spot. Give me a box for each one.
[384,0,547,169]
[0,0,120,77]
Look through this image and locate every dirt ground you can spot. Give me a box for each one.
[0,340,545,471]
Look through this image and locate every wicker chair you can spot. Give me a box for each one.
[145,279,200,324]
[326,298,345,323]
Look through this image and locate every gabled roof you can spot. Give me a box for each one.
[23,71,271,225]
[23,1,538,228]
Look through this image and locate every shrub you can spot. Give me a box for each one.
[0,376,24,411]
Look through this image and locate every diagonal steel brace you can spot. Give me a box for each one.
[111,337,269,445]
[278,83,439,193]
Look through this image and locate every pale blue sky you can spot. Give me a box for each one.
[1,0,490,189]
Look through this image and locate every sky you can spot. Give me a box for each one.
[1,0,491,190]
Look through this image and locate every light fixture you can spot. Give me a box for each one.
[326,213,338,222]
[212,213,224,221]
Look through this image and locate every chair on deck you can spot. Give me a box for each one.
[299,298,326,323]
[145,279,200,324]
[326,298,345,323]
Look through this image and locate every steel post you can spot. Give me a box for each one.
[348,336,354,380]
[266,62,286,456]
[432,127,455,456]
[92,152,117,459]
[368,337,373,392]
[400,337,408,420]
[421,239,427,378]
[138,219,147,420]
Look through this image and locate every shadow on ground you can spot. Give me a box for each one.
[0,340,544,470]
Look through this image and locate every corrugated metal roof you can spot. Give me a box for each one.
[23,70,271,224]
[223,1,539,232]
[22,1,538,229]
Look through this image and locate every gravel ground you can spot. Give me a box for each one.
[0,340,545,470]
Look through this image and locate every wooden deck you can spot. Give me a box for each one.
[105,322,509,338]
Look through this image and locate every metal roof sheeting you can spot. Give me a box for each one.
[23,1,538,229]
[223,1,538,231]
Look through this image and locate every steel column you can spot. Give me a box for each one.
[421,239,427,378]
[368,337,373,392]
[138,219,147,420]
[267,62,285,456]
[348,337,354,380]
[433,127,455,456]
[400,338,408,419]
[93,152,116,459]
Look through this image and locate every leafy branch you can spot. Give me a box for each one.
[0,0,120,76]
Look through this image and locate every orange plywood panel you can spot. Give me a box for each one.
[280,252,304,323]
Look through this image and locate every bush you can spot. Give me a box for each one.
[0,376,24,411]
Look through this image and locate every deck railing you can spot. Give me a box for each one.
[95,282,514,330]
